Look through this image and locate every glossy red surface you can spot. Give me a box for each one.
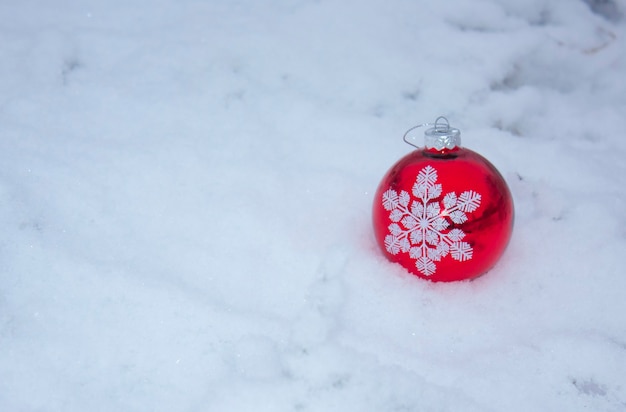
[372,147,514,282]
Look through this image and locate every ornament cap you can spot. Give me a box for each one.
[424,116,461,150]
[402,116,461,151]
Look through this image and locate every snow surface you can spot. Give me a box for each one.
[1,0,626,410]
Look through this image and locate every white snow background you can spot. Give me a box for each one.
[1,0,626,410]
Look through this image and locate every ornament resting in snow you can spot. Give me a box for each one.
[372,117,514,282]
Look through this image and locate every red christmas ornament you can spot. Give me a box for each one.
[372,117,514,282]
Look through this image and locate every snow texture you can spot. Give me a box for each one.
[1,0,626,411]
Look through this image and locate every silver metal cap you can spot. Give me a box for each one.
[424,116,461,150]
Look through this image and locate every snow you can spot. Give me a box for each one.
[1,0,626,410]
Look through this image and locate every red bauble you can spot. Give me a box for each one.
[372,118,514,282]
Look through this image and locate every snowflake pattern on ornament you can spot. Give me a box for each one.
[382,165,482,276]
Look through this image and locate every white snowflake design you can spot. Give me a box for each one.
[381,165,482,276]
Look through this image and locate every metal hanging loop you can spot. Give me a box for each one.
[434,116,450,132]
[402,122,433,149]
